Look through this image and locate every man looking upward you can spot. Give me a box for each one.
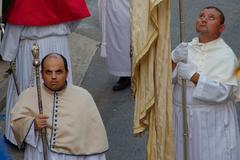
[172,6,240,160]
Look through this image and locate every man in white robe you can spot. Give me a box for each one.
[172,6,240,160]
[98,0,131,91]
[11,53,109,160]
[0,0,90,145]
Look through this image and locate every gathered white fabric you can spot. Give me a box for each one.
[173,78,240,160]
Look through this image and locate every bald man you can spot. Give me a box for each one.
[10,53,109,160]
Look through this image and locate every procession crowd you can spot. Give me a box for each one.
[0,0,239,160]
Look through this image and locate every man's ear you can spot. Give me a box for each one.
[219,24,225,33]
[66,71,69,78]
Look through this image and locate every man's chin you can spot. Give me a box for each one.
[196,28,208,34]
[49,87,60,91]
[49,84,66,91]
[44,83,67,91]
[45,84,61,91]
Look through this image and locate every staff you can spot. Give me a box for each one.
[32,43,48,160]
[9,62,19,95]
[179,0,188,160]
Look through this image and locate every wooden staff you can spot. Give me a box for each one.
[178,0,189,160]
[32,43,48,160]
[9,62,20,95]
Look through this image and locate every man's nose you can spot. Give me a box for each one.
[200,17,207,23]
[51,72,57,79]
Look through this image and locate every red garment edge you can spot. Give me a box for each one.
[6,0,91,26]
